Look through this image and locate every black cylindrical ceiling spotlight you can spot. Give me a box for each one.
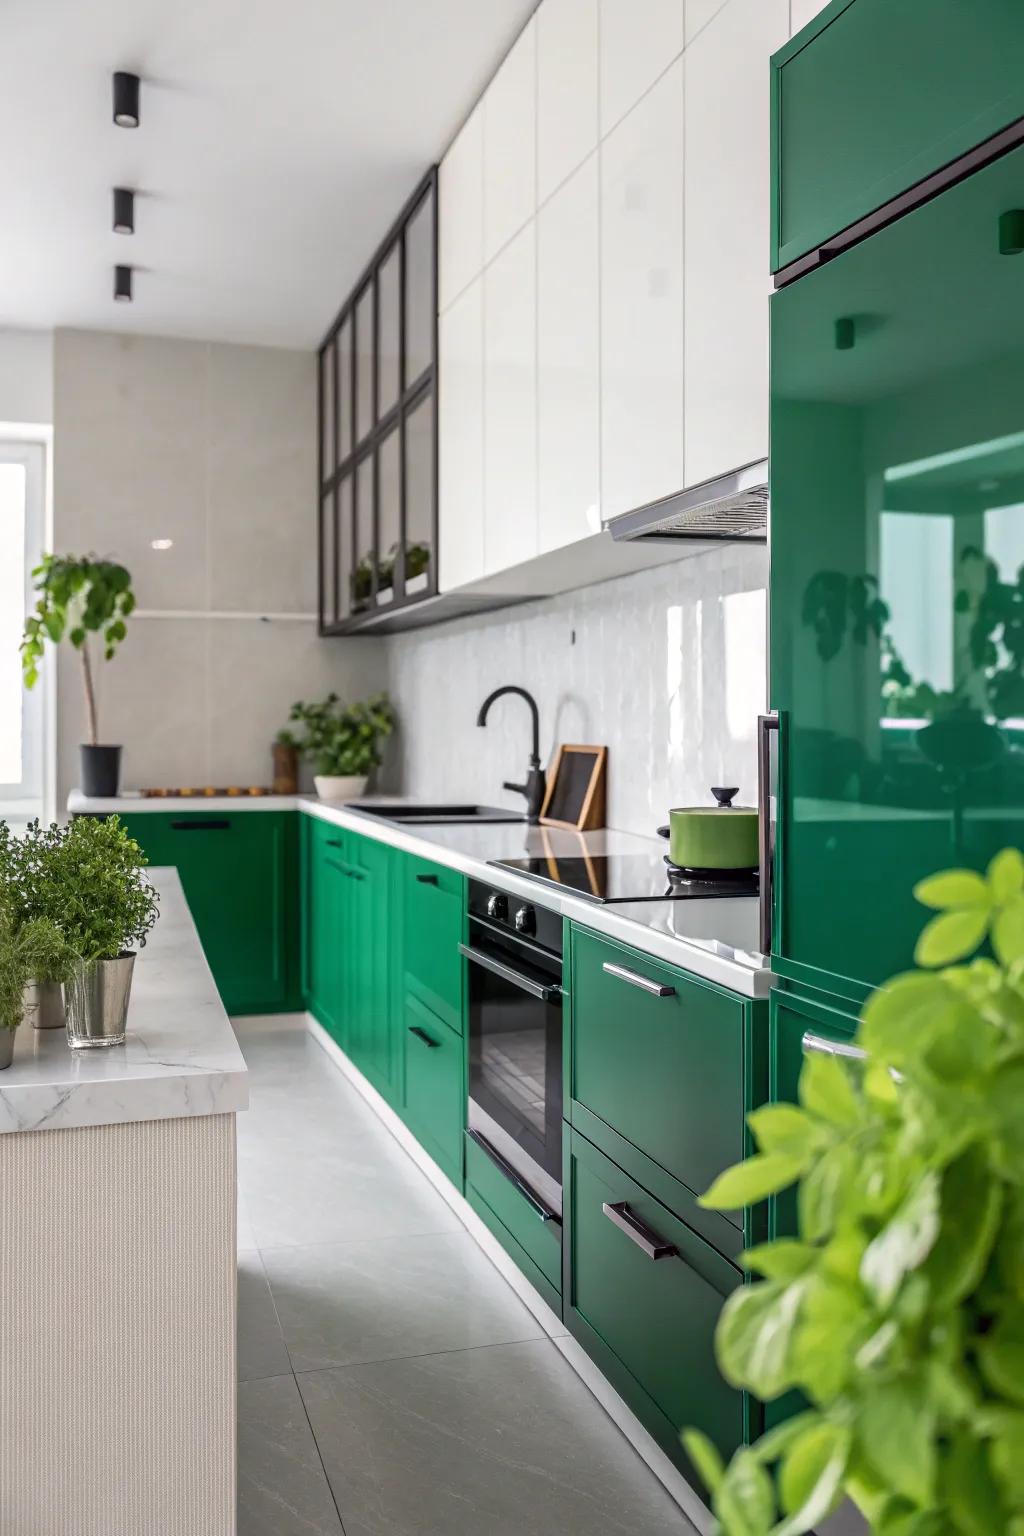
[112,187,135,235]
[114,265,133,303]
[112,71,140,128]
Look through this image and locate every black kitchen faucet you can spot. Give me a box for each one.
[476,686,546,824]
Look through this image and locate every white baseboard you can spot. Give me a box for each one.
[306,1013,713,1535]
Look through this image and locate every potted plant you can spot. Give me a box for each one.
[0,819,76,1030]
[684,847,1024,1535]
[286,692,395,800]
[42,815,159,1049]
[0,898,73,1069]
[20,554,136,798]
[272,730,299,795]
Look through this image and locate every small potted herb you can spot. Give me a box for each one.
[0,820,76,1030]
[286,692,395,800]
[45,816,160,1049]
[0,900,73,1070]
[20,554,136,798]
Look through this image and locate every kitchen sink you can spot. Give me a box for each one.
[346,801,524,825]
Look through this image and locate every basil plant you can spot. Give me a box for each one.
[685,848,1024,1536]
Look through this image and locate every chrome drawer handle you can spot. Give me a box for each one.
[602,1201,678,1261]
[601,961,675,998]
[801,1030,866,1063]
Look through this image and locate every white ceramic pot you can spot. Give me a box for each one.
[314,774,368,802]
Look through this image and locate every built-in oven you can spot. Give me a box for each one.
[461,880,563,1222]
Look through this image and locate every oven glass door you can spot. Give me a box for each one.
[465,924,563,1214]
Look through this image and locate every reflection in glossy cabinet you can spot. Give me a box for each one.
[537,154,600,554]
[770,141,1024,1004]
[599,59,684,520]
[483,225,537,574]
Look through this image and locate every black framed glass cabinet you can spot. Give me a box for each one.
[317,168,437,632]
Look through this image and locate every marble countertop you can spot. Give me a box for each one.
[0,868,248,1136]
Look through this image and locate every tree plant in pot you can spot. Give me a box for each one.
[20,554,136,798]
[40,815,159,1049]
[684,847,1024,1535]
[0,898,74,1070]
[285,692,395,800]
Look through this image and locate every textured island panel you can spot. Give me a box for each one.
[0,1112,236,1535]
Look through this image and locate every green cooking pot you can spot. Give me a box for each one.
[657,787,759,873]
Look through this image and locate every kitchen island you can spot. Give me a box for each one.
[0,868,247,1536]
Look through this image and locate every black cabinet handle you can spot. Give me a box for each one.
[467,1130,561,1226]
[459,942,562,1004]
[171,819,230,831]
[326,838,343,847]
[345,869,366,882]
[415,873,439,886]
[408,1025,440,1048]
[602,1201,678,1261]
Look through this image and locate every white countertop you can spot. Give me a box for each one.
[70,791,772,997]
[0,868,249,1136]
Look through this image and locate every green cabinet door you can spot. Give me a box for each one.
[401,993,464,1187]
[346,834,397,1103]
[307,818,350,1045]
[566,1128,749,1485]
[400,853,464,1032]
[772,0,1024,269]
[117,810,300,1015]
[771,139,1024,1007]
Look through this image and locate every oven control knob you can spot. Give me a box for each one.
[513,903,536,936]
[486,892,508,921]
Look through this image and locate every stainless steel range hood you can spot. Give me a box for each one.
[607,459,768,544]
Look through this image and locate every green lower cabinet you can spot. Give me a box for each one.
[400,992,464,1188]
[345,836,397,1103]
[566,1127,754,1487]
[464,1130,562,1316]
[400,853,464,1031]
[118,809,301,1015]
[306,820,351,1046]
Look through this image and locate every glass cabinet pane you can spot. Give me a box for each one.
[319,489,335,625]
[355,285,374,445]
[377,426,401,603]
[337,315,353,463]
[404,392,434,592]
[377,244,401,419]
[337,474,353,622]
[353,453,375,613]
[405,191,434,387]
[319,344,335,483]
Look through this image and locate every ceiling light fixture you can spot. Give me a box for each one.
[150,538,173,551]
[112,71,140,128]
[114,265,133,302]
[113,187,135,235]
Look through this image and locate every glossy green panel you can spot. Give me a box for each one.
[566,1129,747,1480]
[772,0,1024,269]
[345,834,397,1102]
[307,825,350,1046]
[771,142,1024,998]
[119,810,301,1015]
[401,992,464,1187]
[570,926,745,1225]
[464,1132,561,1292]
[401,853,464,1031]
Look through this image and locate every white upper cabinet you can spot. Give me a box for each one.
[683,0,787,488]
[599,0,684,135]
[439,105,483,311]
[483,20,537,264]
[537,154,600,554]
[790,0,832,34]
[685,0,727,45]
[483,224,537,575]
[537,0,599,205]
[600,57,684,521]
[438,278,485,592]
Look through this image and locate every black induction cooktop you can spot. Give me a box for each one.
[488,851,758,904]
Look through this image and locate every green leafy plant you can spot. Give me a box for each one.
[0,901,72,1032]
[34,816,159,964]
[286,693,395,778]
[20,554,136,745]
[0,820,77,984]
[684,848,1024,1535]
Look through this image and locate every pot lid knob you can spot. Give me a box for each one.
[710,786,738,808]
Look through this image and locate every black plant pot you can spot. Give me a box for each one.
[80,744,122,798]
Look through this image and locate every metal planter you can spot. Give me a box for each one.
[64,954,136,1050]
[22,979,67,1031]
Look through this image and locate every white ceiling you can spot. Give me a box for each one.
[0,0,535,349]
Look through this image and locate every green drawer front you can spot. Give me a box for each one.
[402,993,464,1187]
[119,810,299,1015]
[464,1132,561,1295]
[401,854,464,1032]
[571,927,745,1225]
[310,814,347,857]
[773,0,1024,269]
[568,1129,746,1476]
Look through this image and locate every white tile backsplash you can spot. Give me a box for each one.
[383,544,768,836]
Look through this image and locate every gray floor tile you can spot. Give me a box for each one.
[262,1230,547,1371]
[298,1340,693,1536]
[238,1249,292,1383]
[237,1374,343,1536]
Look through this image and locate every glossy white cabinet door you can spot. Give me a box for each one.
[537,0,599,205]
[537,154,600,554]
[685,0,727,44]
[439,105,483,312]
[438,278,485,592]
[483,20,537,263]
[598,0,684,136]
[790,0,832,34]
[683,0,787,488]
[483,224,537,575]
[599,58,684,521]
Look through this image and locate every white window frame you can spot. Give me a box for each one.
[0,440,47,815]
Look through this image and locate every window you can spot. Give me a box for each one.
[0,441,46,821]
